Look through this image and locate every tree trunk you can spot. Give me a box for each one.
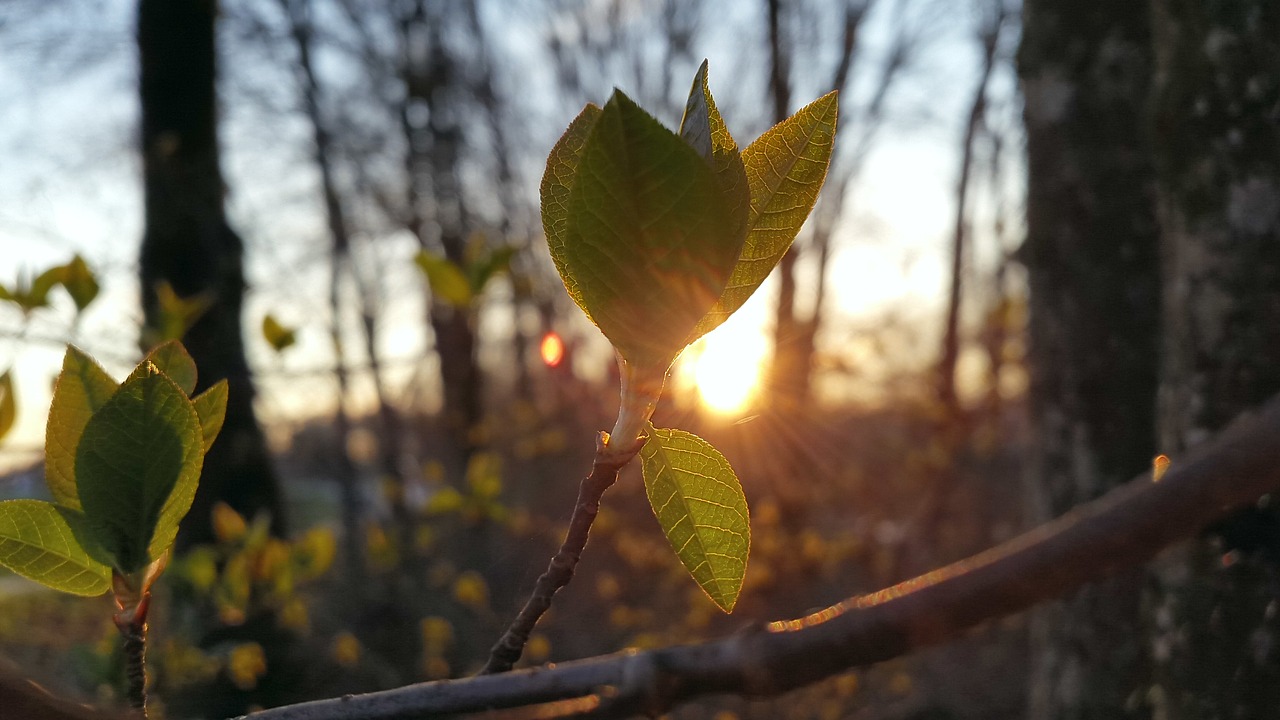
[1146,1,1280,716]
[281,0,366,580]
[137,0,285,546]
[1019,0,1162,715]
[937,8,1003,414]
[763,0,809,410]
[763,0,869,410]
[397,2,482,471]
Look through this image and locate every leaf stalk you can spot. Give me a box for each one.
[608,355,668,452]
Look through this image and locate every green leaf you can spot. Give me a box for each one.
[45,347,120,511]
[149,281,213,344]
[27,265,62,310]
[468,246,516,294]
[60,255,100,312]
[691,91,839,340]
[542,103,602,324]
[192,380,228,454]
[261,314,298,353]
[76,365,203,573]
[0,500,111,596]
[551,90,744,368]
[414,250,474,308]
[137,340,198,396]
[679,60,750,245]
[0,371,14,444]
[639,426,750,612]
[0,270,53,314]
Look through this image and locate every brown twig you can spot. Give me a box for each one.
[480,432,644,675]
[0,658,133,720]
[236,393,1280,720]
[112,581,154,718]
[121,620,148,715]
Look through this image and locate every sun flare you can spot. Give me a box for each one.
[690,325,768,415]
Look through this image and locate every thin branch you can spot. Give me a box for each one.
[937,1,1008,411]
[121,621,147,716]
[480,433,644,674]
[0,661,133,720]
[113,585,154,718]
[237,393,1280,720]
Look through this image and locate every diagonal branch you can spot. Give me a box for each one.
[480,433,643,674]
[237,394,1280,720]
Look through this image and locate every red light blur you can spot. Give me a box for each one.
[540,332,564,368]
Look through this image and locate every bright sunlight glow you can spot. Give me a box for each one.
[692,323,768,415]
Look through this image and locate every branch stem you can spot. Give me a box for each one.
[480,432,643,674]
[111,564,161,718]
[236,393,1280,720]
[122,619,148,716]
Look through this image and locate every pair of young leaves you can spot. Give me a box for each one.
[0,254,99,316]
[0,341,227,598]
[543,62,837,612]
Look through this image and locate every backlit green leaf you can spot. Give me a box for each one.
[640,426,749,612]
[542,103,602,325]
[261,314,298,353]
[0,271,52,314]
[137,340,198,396]
[553,90,744,368]
[60,255,100,312]
[0,371,14,444]
[27,265,62,310]
[414,251,474,308]
[76,365,203,572]
[691,91,838,340]
[149,280,213,344]
[679,60,750,245]
[45,347,120,511]
[0,500,110,596]
[192,380,228,454]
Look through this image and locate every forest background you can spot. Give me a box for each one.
[0,0,1276,718]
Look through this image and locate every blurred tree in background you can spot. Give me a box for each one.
[138,0,286,547]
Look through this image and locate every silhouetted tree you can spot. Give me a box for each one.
[137,0,285,545]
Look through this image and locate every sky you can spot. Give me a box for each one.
[0,0,1024,474]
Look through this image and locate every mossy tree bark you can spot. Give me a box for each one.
[137,0,285,545]
[1019,1,1162,715]
[1146,1,1280,716]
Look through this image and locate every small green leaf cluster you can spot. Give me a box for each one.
[0,255,103,447]
[424,452,509,525]
[542,61,837,613]
[145,281,215,346]
[172,503,335,630]
[0,254,99,316]
[415,241,516,309]
[0,341,226,597]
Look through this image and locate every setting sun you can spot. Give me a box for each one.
[690,324,769,415]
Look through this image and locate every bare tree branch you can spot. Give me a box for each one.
[237,393,1280,720]
[937,0,1009,411]
[480,433,644,674]
[0,659,132,720]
